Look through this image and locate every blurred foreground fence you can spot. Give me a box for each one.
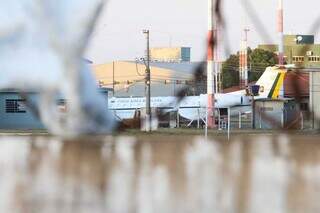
[1,135,320,212]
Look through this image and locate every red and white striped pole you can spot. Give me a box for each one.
[244,28,249,87]
[239,40,244,89]
[278,0,284,66]
[239,28,249,89]
[207,0,215,128]
[214,26,219,94]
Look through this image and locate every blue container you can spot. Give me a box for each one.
[251,85,260,96]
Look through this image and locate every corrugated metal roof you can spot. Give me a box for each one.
[134,61,203,74]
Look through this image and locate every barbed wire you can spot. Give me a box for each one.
[102,0,320,131]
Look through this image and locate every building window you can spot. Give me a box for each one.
[308,56,320,62]
[5,99,27,113]
[292,56,305,62]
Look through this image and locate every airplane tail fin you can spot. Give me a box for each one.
[254,66,287,99]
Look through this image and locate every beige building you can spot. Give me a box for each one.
[150,47,191,62]
[92,61,202,97]
[259,34,320,67]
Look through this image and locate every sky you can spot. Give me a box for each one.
[86,0,320,64]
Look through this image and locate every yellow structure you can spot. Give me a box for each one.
[150,47,191,62]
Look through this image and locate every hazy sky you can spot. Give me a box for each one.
[86,0,320,64]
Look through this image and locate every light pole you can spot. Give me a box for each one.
[143,29,151,132]
[112,61,115,96]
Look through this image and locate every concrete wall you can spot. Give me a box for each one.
[310,71,320,129]
[254,100,284,129]
[253,99,300,129]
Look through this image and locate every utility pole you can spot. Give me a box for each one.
[143,29,151,132]
[112,61,115,96]
[244,28,250,87]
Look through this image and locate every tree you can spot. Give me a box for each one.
[248,48,277,82]
[221,48,277,89]
[221,54,239,89]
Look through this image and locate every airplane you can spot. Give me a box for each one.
[108,66,287,122]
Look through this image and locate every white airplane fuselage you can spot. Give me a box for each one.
[108,66,288,121]
[108,90,250,121]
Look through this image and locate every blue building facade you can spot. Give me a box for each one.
[0,88,110,130]
[0,91,44,129]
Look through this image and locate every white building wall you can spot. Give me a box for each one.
[310,71,320,129]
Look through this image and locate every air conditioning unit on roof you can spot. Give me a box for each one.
[306,51,313,56]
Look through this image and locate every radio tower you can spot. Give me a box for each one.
[239,28,250,89]
[278,0,284,66]
[207,0,215,128]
